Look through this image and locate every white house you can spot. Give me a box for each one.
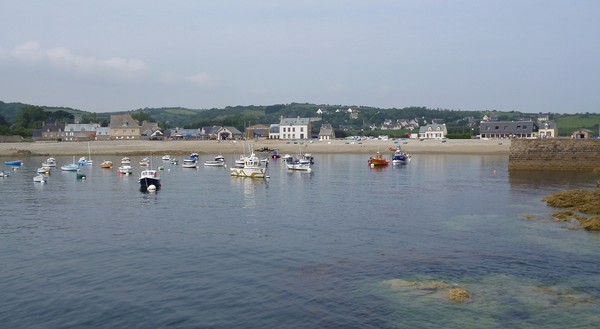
[278,117,311,140]
[418,123,448,139]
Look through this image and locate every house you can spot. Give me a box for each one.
[140,121,160,140]
[170,128,200,139]
[269,124,281,139]
[572,128,594,139]
[37,123,66,141]
[318,123,335,140]
[64,123,100,141]
[95,127,111,141]
[109,115,140,140]
[479,121,539,139]
[201,126,243,140]
[278,117,311,140]
[245,124,270,139]
[418,124,448,139]
[538,122,558,138]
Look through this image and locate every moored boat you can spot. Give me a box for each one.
[204,155,226,167]
[33,174,47,183]
[139,157,150,166]
[118,165,133,175]
[61,157,80,171]
[391,148,410,165]
[4,160,22,166]
[101,160,113,169]
[368,152,390,167]
[182,153,199,168]
[230,151,268,178]
[42,158,57,167]
[121,157,131,165]
[162,155,171,161]
[139,169,161,190]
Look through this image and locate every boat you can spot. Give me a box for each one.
[61,157,80,171]
[230,149,268,178]
[0,170,9,177]
[271,150,281,159]
[182,153,199,168]
[118,165,133,175]
[204,155,226,167]
[33,174,47,183]
[368,152,390,167]
[4,160,22,166]
[234,155,246,168]
[78,142,93,166]
[101,160,113,169]
[170,158,179,165]
[37,167,51,174]
[162,155,171,161]
[139,169,161,190]
[42,158,57,167]
[139,157,150,166]
[285,155,312,172]
[76,172,87,180]
[391,148,410,165]
[121,157,131,165]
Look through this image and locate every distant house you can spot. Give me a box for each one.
[140,121,160,140]
[278,117,311,140]
[538,122,558,138]
[37,123,66,141]
[170,128,200,139]
[572,128,594,139]
[245,124,270,139]
[95,127,110,141]
[109,115,140,140]
[318,123,335,140]
[418,124,448,139]
[479,121,539,139]
[64,123,100,141]
[201,126,243,140]
[269,124,280,139]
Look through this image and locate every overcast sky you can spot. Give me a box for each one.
[1,0,598,114]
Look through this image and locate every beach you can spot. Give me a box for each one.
[0,138,510,157]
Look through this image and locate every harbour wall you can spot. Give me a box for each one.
[509,139,600,171]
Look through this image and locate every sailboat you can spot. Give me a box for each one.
[78,142,93,166]
[61,156,80,171]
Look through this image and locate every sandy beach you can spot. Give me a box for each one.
[0,138,510,157]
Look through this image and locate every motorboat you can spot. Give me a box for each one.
[162,155,171,161]
[101,160,113,169]
[139,157,150,166]
[37,167,51,174]
[368,152,390,167]
[4,160,22,166]
[230,151,268,178]
[42,158,57,167]
[118,165,133,175]
[204,155,226,167]
[139,169,161,190]
[391,148,410,165]
[182,153,199,168]
[121,157,131,165]
[33,174,47,183]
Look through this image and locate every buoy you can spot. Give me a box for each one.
[147,184,156,192]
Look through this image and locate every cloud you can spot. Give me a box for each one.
[186,72,215,87]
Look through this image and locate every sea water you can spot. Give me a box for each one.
[1,154,599,328]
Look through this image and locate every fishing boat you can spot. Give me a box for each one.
[33,174,47,183]
[230,150,268,178]
[368,152,390,167]
[4,160,22,166]
[101,160,113,169]
[139,169,161,190]
[42,158,57,167]
[391,148,410,165]
[182,153,199,168]
[204,155,226,167]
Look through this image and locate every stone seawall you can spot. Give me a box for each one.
[509,139,600,171]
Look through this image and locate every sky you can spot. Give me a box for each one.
[1,0,599,114]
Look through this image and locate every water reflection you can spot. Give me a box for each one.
[509,170,599,190]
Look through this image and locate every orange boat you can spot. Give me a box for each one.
[101,160,113,169]
[368,152,390,167]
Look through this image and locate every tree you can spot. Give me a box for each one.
[131,111,155,124]
[14,106,46,129]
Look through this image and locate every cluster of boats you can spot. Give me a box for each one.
[368,148,411,167]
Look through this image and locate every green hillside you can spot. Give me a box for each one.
[555,114,600,136]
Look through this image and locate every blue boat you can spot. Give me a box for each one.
[391,148,410,165]
[4,160,22,166]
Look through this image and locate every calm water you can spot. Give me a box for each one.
[1,154,599,328]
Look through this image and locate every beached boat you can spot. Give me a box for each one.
[4,160,22,166]
[391,148,410,165]
[101,160,113,169]
[182,153,199,168]
[33,174,47,183]
[230,151,268,178]
[368,152,390,167]
[204,155,226,167]
[42,158,57,167]
[139,169,161,190]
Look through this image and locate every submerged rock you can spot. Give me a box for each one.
[448,288,470,302]
[383,279,469,303]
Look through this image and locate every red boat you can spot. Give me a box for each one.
[368,152,390,167]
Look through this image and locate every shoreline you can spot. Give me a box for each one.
[0,139,511,157]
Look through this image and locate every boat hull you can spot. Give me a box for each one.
[4,160,22,166]
[230,167,267,178]
[139,177,161,189]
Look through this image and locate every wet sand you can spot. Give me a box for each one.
[0,138,510,157]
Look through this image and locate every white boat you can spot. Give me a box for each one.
[182,153,199,168]
[139,169,161,190]
[61,157,80,171]
[121,157,131,165]
[162,155,171,161]
[37,167,51,174]
[42,157,57,167]
[230,150,268,178]
[204,155,226,167]
[139,157,150,166]
[33,174,47,183]
[78,142,93,166]
[118,165,133,175]
[285,153,314,172]
[234,155,246,168]
[0,170,10,177]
